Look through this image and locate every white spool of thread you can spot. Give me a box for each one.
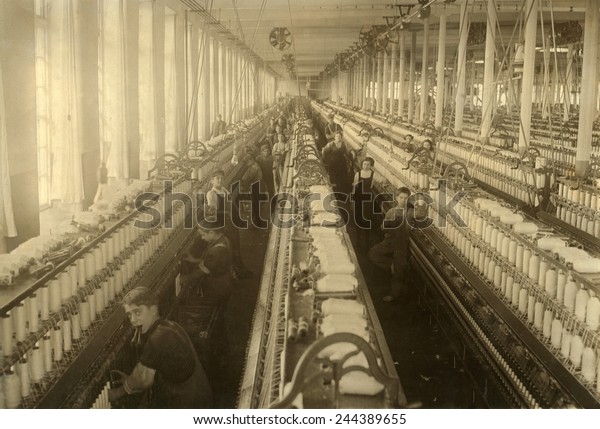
[42,333,52,372]
[528,253,540,281]
[473,247,481,268]
[534,301,544,330]
[538,259,548,288]
[575,288,590,323]
[52,324,63,362]
[484,255,492,280]
[18,355,30,398]
[527,294,535,324]
[501,235,510,259]
[79,299,91,331]
[585,294,600,330]
[114,269,124,294]
[76,258,85,288]
[84,252,96,282]
[48,278,61,313]
[3,368,21,409]
[508,239,517,265]
[58,271,72,304]
[569,335,584,369]
[499,269,507,294]
[542,309,552,339]
[88,292,97,323]
[544,267,558,298]
[556,270,567,304]
[512,282,521,307]
[522,248,531,277]
[107,276,116,303]
[515,244,524,270]
[581,347,596,383]
[490,228,498,249]
[71,312,81,341]
[68,265,78,296]
[550,318,562,348]
[107,235,115,263]
[27,294,38,334]
[563,276,578,314]
[30,342,44,383]
[95,284,105,315]
[63,317,72,352]
[1,313,13,357]
[492,262,501,287]
[92,248,103,275]
[484,224,493,245]
[39,285,49,321]
[505,275,514,301]
[560,328,572,359]
[14,303,26,343]
[518,287,528,314]
[496,231,505,254]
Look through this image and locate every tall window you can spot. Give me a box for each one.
[138,1,156,177]
[34,0,51,208]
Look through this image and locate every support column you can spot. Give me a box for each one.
[420,17,430,123]
[563,43,574,121]
[469,58,476,111]
[435,12,447,129]
[408,32,416,123]
[518,0,538,154]
[397,34,406,118]
[382,49,390,115]
[575,0,599,177]
[371,54,376,110]
[202,27,211,136]
[454,1,469,135]
[377,53,384,113]
[481,0,497,141]
[360,57,366,109]
[542,41,550,119]
[390,43,397,117]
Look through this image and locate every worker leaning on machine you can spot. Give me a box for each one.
[108,287,213,408]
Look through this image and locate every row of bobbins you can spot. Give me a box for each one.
[435,199,600,395]
[0,184,191,408]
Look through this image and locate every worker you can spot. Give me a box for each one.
[239,148,266,228]
[324,112,343,143]
[204,169,252,279]
[351,157,375,252]
[256,144,276,215]
[322,130,352,197]
[368,187,415,302]
[210,114,227,139]
[108,287,213,408]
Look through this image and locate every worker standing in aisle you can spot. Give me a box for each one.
[322,130,353,199]
[210,114,227,139]
[108,287,213,408]
[239,148,266,228]
[205,169,252,279]
[351,157,376,252]
[368,187,414,302]
[323,112,343,146]
[256,144,276,216]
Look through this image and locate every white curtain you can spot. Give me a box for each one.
[48,0,84,204]
[0,57,17,238]
[139,0,157,178]
[100,0,129,179]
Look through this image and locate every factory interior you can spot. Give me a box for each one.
[1,0,600,409]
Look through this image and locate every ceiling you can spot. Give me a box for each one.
[182,0,590,80]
